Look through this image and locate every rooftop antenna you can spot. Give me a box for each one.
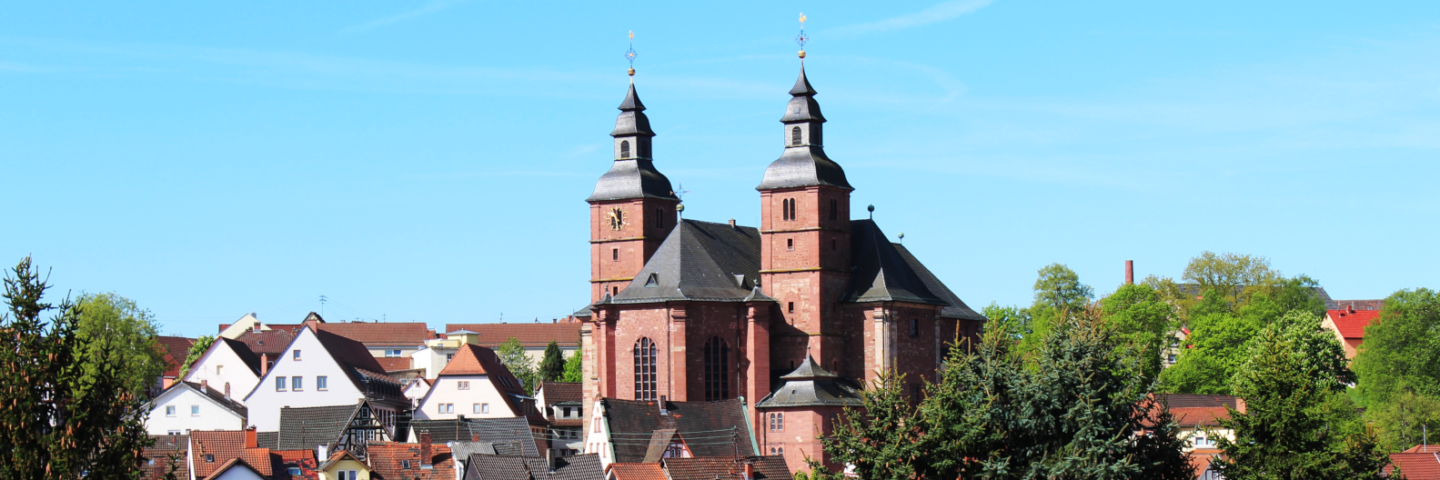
[319,295,328,316]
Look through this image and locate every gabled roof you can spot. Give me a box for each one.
[893,244,987,321]
[142,435,190,480]
[1385,452,1440,479]
[467,453,605,480]
[367,442,454,480]
[1327,308,1381,340]
[217,337,263,375]
[663,456,791,480]
[601,398,757,463]
[234,329,296,357]
[612,220,765,304]
[277,404,361,451]
[311,328,404,401]
[191,430,273,479]
[538,382,582,406]
[206,458,266,480]
[757,356,862,409]
[843,220,947,306]
[444,323,582,347]
[376,357,412,372]
[155,336,195,379]
[148,381,248,419]
[319,450,365,471]
[317,322,436,347]
[406,417,540,457]
[609,463,667,480]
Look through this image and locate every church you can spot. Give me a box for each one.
[577,52,987,471]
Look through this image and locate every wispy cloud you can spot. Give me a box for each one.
[342,0,470,34]
[825,0,994,38]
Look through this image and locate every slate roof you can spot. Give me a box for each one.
[376,357,413,372]
[318,322,436,347]
[444,323,582,348]
[312,328,405,402]
[756,356,863,409]
[663,456,791,480]
[256,431,279,449]
[142,434,190,480]
[466,453,605,480]
[611,220,766,304]
[155,336,195,379]
[277,404,359,451]
[601,398,757,463]
[367,442,455,480]
[589,82,679,203]
[218,337,263,375]
[1328,308,1381,340]
[893,244,987,321]
[234,329,296,357]
[407,417,540,457]
[844,220,947,306]
[609,463,667,480]
[756,65,852,192]
[538,382,582,406]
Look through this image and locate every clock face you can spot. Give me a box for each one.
[608,208,626,231]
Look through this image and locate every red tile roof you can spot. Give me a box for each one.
[445,323,581,347]
[190,431,274,479]
[1386,452,1440,479]
[142,435,190,480]
[663,456,791,480]
[273,449,319,480]
[1406,445,1439,453]
[318,322,436,347]
[1170,406,1233,428]
[375,357,413,372]
[436,344,531,417]
[366,442,454,480]
[155,336,195,378]
[610,463,668,480]
[1328,309,1382,340]
[234,329,296,356]
[540,382,583,406]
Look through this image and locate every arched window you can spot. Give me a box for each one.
[788,198,797,220]
[781,199,790,221]
[634,338,657,401]
[620,140,630,158]
[791,126,802,146]
[655,208,663,228]
[830,199,837,220]
[703,337,730,401]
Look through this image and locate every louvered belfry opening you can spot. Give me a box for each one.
[633,337,657,400]
[704,337,730,401]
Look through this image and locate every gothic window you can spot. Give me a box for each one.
[791,126,801,146]
[830,199,837,220]
[703,337,730,401]
[620,140,630,158]
[634,337,657,401]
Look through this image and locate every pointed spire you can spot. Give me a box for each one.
[618,82,646,112]
[612,83,654,137]
[780,65,825,123]
[789,64,816,96]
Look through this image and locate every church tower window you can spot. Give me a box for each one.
[634,338,657,400]
[620,140,630,158]
[703,337,730,401]
[830,199,837,220]
[791,126,801,146]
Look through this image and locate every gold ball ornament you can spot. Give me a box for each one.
[798,50,806,59]
[628,68,635,76]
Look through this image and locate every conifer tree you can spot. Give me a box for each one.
[808,369,925,480]
[539,340,565,382]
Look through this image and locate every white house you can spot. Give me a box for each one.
[409,330,481,380]
[535,381,584,456]
[183,337,263,405]
[143,381,248,435]
[413,343,533,421]
[207,458,269,480]
[402,378,431,409]
[243,326,408,436]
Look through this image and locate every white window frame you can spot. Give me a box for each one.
[191,405,200,416]
[165,406,176,417]
[317,376,328,391]
[481,403,490,414]
[457,381,470,390]
[276,376,287,391]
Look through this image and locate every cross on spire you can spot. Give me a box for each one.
[795,13,809,59]
[626,30,638,79]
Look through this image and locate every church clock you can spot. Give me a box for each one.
[607,207,626,230]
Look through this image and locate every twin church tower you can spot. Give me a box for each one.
[578,45,987,470]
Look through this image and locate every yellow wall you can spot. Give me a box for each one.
[320,459,370,480]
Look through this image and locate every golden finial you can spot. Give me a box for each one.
[626,31,637,78]
[795,13,809,59]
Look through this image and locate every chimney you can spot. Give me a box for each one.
[1125,260,1134,285]
[259,354,269,376]
[419,432,433,469]
[1349,304,1356,314]
[547,448,558,473]
[245,427,258,449]
[317,444,327,461]
[744,463,755,480]
[1235,397,1247,415]
[728,218,736,228]
[200,380,208,393]
[659,396,669,416]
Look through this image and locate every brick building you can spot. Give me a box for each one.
[579,62,986,473]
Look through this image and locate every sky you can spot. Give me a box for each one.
[2,1,1438,337]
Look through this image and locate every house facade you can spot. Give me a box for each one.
[414,343,532,421]
[445,323,582,365]
[183,337,263,405]
[536,382,584,456]
[244,326,407,435]
[144,382,248,435]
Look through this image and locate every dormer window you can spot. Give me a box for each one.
[791,126,801,146]
[645,273,659,287]
[620,140,630,158]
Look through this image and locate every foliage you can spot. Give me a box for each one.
[562,349,583,383]
[1365,391,1440,452]
[538,340,565,382]
[495,336,538,394]
[1182,251,1280,307]
[1146,252,1325,324]
[1017,263,1092,362]
[178,335,216,381]
[73,292,168,397]
[1212,323,1390,480]
[1159,310,1259,395]
[1099,283,1178,385]
[807,369,925,480]
[0,257,153,479]
[980,302,1031,341]
[1353,288,1440,406]
[1272,310,1355,392]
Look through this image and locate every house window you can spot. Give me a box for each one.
[402,459,411,469]
[594,419,601,433]
[288,467,301,475]
[829,199,837,220]
[447,353,455,362]
[1194,435,1214,448]
[165,406,176,416]
[458,381,470,390]
[216,365,223,376]
[786,238,794,251]
[292,376,303,391]
[293,350,301,360]
[704,337,730,401]
[191,405,200,416]
[620,140,630,158]
[788,198,797,220]
[168,430,182,435]
[1167,354,1177,363]
[386,349,402,357]
[791,126,801,146]
[612,286,619,296]
[910,318,919,337]
[787,302,795,314]
[563,407,573,417]
[206,454,214,463]
[317,376,328,390]
[440,403,454,414]
[911,384,922,399]
[633,337,657,401]
[645,273,659,287]
[474,403,481,414]
[276,376,287,391]
[769,412,784,431]
[482,403,490,414]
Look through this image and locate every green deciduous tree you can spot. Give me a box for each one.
[1017,263,1092,362]
[538,340,565,382]
[562,349,583,383]
[1353,288,1440,406]
[1365,391,1440,452]
[1212,323,1390,480]
[980,303,1031,341]
[75,292,168,397]
[177,335,216,380]
[1100,283,1178,385]
[496,336,538,394]
[0,257,153,479]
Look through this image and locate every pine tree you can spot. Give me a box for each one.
[538,340,565,382]
[496,336,538,394]
[808,369,925,480]
[0,257,153,479]
[1212,323,1390,480]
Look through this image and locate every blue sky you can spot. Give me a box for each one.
[2,1,1437,337]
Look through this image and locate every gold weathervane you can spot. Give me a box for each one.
[795,13,809,59]
[626,31,637,78]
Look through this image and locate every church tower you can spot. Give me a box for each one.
[757,58,854,372]
[587,78,679,303]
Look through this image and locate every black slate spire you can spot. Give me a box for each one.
[588,81,677,202]
[757,63,851,191]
